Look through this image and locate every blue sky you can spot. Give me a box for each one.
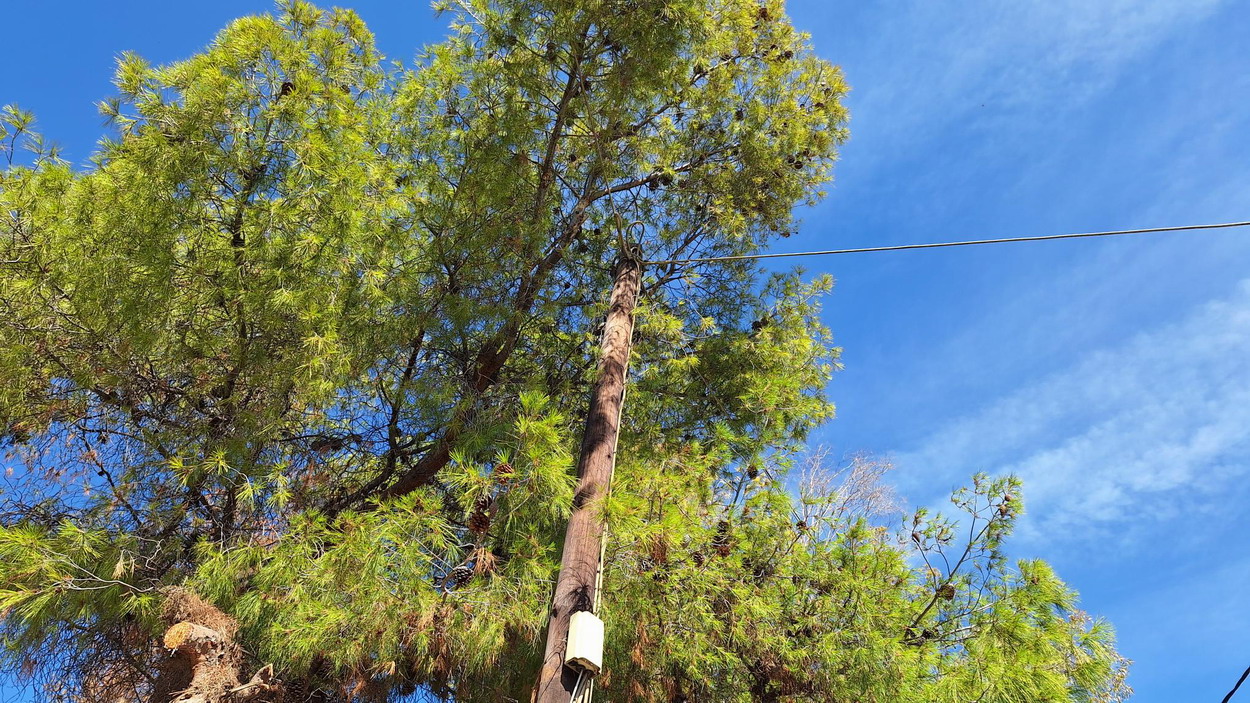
[3,1,1249,700]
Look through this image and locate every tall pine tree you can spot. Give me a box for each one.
[0,1,1128,701]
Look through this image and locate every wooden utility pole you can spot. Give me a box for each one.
[533,249,643,703]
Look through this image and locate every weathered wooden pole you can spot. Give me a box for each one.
[533,248,643,703]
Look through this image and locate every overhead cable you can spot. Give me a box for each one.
[644,220,1250,266]
[1223,662,1250,703]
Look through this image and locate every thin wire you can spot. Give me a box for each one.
[1222,663,1250,703]
[644,220,1250,266]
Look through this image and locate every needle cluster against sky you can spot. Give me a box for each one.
[3,1,1249,701]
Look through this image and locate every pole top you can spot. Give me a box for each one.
[613,217,645,272]
[616,241,644,268]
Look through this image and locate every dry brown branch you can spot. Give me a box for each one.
[149,588,278,703]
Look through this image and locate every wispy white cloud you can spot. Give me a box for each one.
[791,2,1250,695]
[843,0,1230,146]
[893,278,1250,548]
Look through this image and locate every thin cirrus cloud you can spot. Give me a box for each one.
[892,277,1250,549]
[842,0,1230,143]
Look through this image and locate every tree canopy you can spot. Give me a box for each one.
[0,1,1128,701]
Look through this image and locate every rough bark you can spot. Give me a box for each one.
[533,254,641,703]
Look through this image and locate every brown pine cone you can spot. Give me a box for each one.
[447,565,473,589]
[467,495,493,535]
[712,520,732,556]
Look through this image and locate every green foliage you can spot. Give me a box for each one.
[0,1,1127,701]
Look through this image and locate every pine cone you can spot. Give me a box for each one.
[447,565,473,590]
[493,461,515,485]
[691,550,705,567]
[468,511,491,535]
[712,520,732,556]
[467,495,493,535]
[746,463,759,480]
[282,678,307,703]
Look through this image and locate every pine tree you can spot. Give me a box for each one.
[0,1,1129,701]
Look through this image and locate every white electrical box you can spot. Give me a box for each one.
[565,610,605,674]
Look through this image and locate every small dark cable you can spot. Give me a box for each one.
[644,220,1250,266]
[1222,663,1250,703]
[570,667,587,702]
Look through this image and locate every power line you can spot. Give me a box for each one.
[644,220,1250,266]
[1223,663,1250,703]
